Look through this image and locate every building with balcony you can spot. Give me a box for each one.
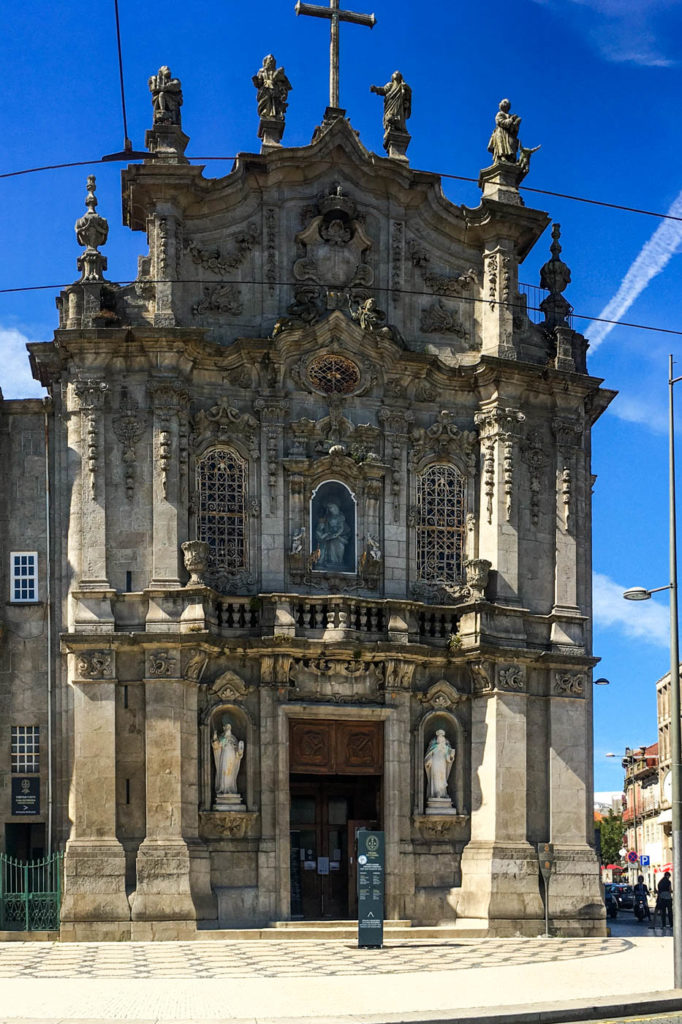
[0,64,613,939]
[621,744,661,888]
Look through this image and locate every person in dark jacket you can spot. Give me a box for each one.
[656,870,673,928]
[634,874,651,921]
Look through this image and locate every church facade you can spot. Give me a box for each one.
[0,63,613,940]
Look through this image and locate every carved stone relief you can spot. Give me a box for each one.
[73,380,108,498]
[146,650,179,678]
[185,224,258,276]
[497,663,526,692]
[112,389,144,501]
[522,429,549,527]
[293,186,373,308]
[553,671,585,697]
[193,283,242,317]
[419,679,466,709]
[193,400,259,460]
[75,650,114,679]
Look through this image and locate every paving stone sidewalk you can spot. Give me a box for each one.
[0,935,677,1024]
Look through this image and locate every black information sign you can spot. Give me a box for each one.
[357,828,384,948]
[11,777,39,816]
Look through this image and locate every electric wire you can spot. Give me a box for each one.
[1,153,682,225]
[1,275,680,337]
[113,0,131,148]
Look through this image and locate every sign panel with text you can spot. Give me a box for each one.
[11,777,39,816]
[357,829,384,948]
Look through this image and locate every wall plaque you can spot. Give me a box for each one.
[12,777,40,816]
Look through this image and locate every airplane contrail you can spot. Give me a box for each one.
[589,188,682,349]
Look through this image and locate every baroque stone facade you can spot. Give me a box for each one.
[0,78,614,940]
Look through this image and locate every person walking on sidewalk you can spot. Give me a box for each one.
[656,870,673,929]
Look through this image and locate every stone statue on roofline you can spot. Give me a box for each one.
[370,70,412,162]
[488,98,520,163]
[253,54,292,150]
[149,66,183,127]
[479,97,540,200]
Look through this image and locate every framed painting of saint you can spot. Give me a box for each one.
[310,481,356,574]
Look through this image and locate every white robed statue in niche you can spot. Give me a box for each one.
[212,720,245,809]
[424,729,456,814]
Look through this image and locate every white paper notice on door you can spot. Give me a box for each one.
[317,857,330,875]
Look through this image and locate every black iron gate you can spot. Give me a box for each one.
[0,852,63,931]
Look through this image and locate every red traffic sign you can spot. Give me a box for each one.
[627,851,639,864]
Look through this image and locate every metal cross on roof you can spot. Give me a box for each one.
[295,0,376,111]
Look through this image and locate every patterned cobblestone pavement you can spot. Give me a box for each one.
[0,936,625,978]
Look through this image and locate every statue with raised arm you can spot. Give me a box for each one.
[370,70,411,133]
[253,54,292,121]
[487,98,521,164]
[149,66,183,127]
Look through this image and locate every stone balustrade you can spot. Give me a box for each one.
[81,590,462,647]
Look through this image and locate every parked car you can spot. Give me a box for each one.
[610,883,634,909]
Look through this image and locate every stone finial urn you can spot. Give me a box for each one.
[182,540,209,587]
[465,558,492,600]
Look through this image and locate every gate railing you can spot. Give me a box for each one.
[0,852,63,931]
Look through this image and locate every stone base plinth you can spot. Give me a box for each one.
[383,128,411,162]
[545,844,607,936]
[477,162,524,205]
[213,794,245,812]
[60,838,130,941]
[425,798,457,816]
[447,840,544,933]
[130,839,196,924]
[145,125,189,164]
[258,117,285,150]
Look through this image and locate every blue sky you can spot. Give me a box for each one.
[2,0,682,791]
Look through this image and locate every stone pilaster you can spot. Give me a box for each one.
[550,412,585,649]
[255,399,287,591]
[147,381,188,591]
[151,206,181,327]
[547,672,605,935]
[475,404,525,607]
[60,652,130,940]
[130,652,197,939]
[72,380,111,591]
[449,666,543,934]
[480,241,517,360]
[260,681,281,922]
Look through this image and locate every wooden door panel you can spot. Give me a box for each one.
[290,719,383,774]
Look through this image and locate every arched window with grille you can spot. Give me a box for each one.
[196,447,247,581]
[416,464,466,584]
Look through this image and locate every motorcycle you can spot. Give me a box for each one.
[634,892,649,921]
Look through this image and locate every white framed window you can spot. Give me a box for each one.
[11,725,40,773]
[10,551,38,602]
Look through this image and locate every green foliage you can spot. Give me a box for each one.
[598,810,624,866]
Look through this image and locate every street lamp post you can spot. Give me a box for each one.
[623,354,682,987]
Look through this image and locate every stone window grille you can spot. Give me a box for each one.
[10,551,38,602]
[307,354,361,395]
[11,725,40,773]
[196,447,247,575]
[416,465,466,583]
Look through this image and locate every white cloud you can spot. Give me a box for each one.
[0,327,46,399]
[607,393,667,434]
[593,572,670,647]
[532,0,677,66]
[589,190,682,350]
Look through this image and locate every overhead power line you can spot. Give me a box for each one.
[1,154,682,226]
[0,276,680,337]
